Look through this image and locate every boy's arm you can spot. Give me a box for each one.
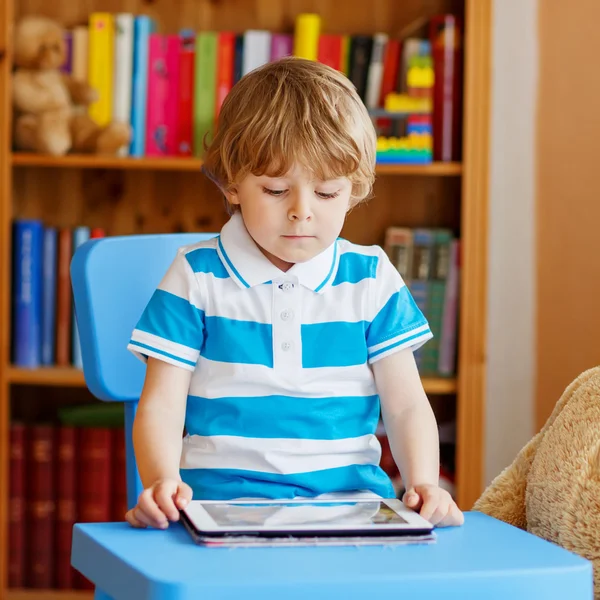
[372,349,463,526]
[133,357,191,485]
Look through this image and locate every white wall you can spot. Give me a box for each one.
[485,0,538,484]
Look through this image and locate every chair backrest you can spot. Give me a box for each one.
[70,233,217,511]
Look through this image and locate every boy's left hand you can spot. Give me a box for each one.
[403,484,464,527]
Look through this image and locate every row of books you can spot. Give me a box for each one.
[11,220,104,369]
[8,420,127,589]
[384,226,460,377]
[61,12,461,160]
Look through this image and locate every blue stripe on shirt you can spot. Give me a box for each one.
[135,289,204,351]
[180,464,395,500]
[185,394,380,439]
[332,252,378,286]
[366,287,428,349]
[302,321,367,368]
[203,316,273,366]
[185,247,229,278]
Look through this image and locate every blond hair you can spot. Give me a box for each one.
[203,57,376,204]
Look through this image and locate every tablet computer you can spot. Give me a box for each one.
[180,497,434,538]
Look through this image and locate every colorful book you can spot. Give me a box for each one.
[439,239,460,376]
[233,34,244,84]
[365,33,388,110]
[193,31,218,156]
[215,31,235,118]
[177,30,195,156]
[293,13,320,60]
[88,13,115,126]
[130,15,155,156]
[164,35,181,155]
[41,227,57,366]
[12,219,43,368]
[242,30,270,76]
[113,13,134,156]
[318,35,342,71]
[145,34,169,156]
[348,35,373,101]
[270,33,293,61]
[72,227,90,369]
[56,228,73,367]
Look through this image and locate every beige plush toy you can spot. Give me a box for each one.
[12,15,130,155]
[473,367,600,596]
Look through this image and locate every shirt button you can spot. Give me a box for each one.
[280,309,294,321]
[281,341,292,352]
[279,282,294,292]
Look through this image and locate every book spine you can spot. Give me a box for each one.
[130,16,154,157]
[438,239,460,375]
[113,13,134,157]
[193,32,218,156]
[293,13,320,60]
[270,33,293,61]
[27,425,55,588]
[88,13,115,126]
[164,34,181,155]
[242,30,271,77]
[349,35,374,101]
[8,423,26,588]
[176,31,195,156]
[56,228,73,367]
[41,227,57,366]
[215,31,235,119]
[72,227,90,369]
[233,34,244,85]
[365,33,388,110]
[56,426,77,589]
[61,31,73,74]
[317,35,342,71]
[12,219,43,368]
[145,34,168,156]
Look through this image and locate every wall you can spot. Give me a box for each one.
[485,0,537,483]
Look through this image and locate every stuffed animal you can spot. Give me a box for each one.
[473,367,600,597]
[12,15,130,155]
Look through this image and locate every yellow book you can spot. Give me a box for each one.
[293,13,320,61]
[88,13,114,125]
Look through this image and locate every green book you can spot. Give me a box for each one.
[194,31,218,157]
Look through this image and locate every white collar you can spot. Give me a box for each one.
[217,211,339,294]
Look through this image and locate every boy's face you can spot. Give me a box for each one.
[226,164,354,272]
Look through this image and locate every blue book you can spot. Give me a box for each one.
[12,220,43,368]
[41,227,57,366]
[130,15,156,156]
[72,226,91,369]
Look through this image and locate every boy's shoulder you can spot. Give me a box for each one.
[335,238,390,284]
[175,236,228,278]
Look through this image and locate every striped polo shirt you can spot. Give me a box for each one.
[127,211,432,500]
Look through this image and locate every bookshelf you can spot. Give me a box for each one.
[0,0,491,596]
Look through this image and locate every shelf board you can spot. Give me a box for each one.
[11,153,462,176]
[6,591,93,600]
[7,367,86,387]
[6,367,456,394]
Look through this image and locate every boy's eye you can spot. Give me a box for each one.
[316,191,340,199]
[262,187,286,196]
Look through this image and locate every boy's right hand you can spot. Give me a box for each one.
[125,478,193,529]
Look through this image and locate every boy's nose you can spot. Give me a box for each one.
[288,193,313,221]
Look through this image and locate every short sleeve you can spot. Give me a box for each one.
[127,249,205,371]
[366,249,432,364]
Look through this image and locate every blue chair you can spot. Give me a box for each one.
[70,234,594,600]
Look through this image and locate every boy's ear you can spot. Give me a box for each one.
[223,186,240,205]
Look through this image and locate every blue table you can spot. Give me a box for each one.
[72,511,593,599]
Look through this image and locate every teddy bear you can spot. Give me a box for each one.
[12,15,130,156]
[473,366,600,597]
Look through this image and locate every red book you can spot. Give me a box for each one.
[27,425,56,588]
[90,228,105,239]
[318,35,342,71]
[9,423,26,588]
[215,31,235,119]
[56,228,72,366]
[379,38,401,105]
[76,427,112,589]
[177,33,195,156]
[111,427,128,521]
[56,426,77,589]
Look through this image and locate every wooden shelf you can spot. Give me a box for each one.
[11,153,462,176]
[7,591,93,600]
[7,367,86,387]
[6,366,456,394]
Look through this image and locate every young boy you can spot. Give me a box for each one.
[125,57,463,530]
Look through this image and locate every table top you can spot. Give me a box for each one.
[72,511,593,600]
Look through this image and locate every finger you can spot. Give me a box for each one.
[138,488,169,528]
[154,483,181,521]
[125,508,147,528]
[132,506,162,529]
[439,503,465,527]
[428,502,450,526]
[418,490,439,522]
[403,488,422,510]
[175,481,193,510]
